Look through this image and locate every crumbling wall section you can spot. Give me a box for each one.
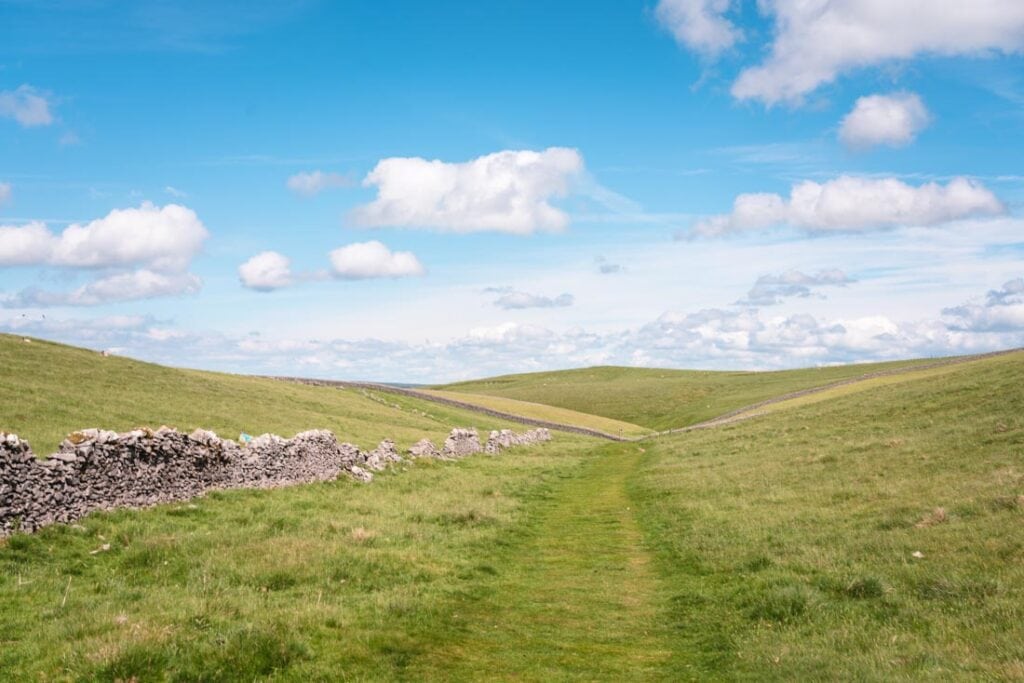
[0,425,551,537]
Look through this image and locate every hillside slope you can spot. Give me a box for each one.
[437,357,960,430]
[416,389,652,438]
[1,340,1020,678]
[628,350,1024,678]
[0,334,521,453]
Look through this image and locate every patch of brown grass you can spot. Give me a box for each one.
[915,507,948,528]
[349,527,376,542]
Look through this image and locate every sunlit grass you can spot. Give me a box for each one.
[437,357,943,430]
[419,388,653,438]
[629,352,1024,678]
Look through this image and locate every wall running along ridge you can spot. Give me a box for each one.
[0,426,551,537]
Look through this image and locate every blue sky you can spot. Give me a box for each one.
[2,0,1024,381]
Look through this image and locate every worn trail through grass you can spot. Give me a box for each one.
[413,445,676,681]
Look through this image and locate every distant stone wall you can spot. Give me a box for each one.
[0,425,551,537]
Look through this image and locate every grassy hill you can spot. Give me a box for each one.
[0,333,521,454]
[627,350,1024,679]
[436,357,955,430]
[417,388,653,438]
[2,336,1021,679]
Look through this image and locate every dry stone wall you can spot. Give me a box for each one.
[0,425,551,537]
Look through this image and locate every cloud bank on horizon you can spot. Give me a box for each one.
[1,0,1023,381]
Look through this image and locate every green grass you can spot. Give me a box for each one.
[628,351,1024,679]
[3,335,1022,679]
[0,333,518,453]
[408,444,675,680]
[418,388,653,437]
[0,440,595,680]
[437,357,947,430]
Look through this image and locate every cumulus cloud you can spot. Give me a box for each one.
[943,278,1024,332]
[238,251,293,291]
[350,147,584,234]
[732,0,1024,105]
[3,270,201,308]
[0,202,209,271]
[486,287,574,310]
[739,269,853,306]
[286,170,353,197]
[839,92,931,149]
[328,240,425,280]
[5,276,1024,382]
[0,85,54,127]
[655,0,741,57]
[691,176,1004,237]
[0,182,10,206]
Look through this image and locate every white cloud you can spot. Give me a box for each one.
[0,85,54,127]
[739,269,853,305]
[732,0,1024,104]
[4,270,201,308]
[286,170,353,197]
[351,147,584,234]
[692,176,1004,237]
[164,185,187,198]
[0,202,208,271]
[839,92,931,149]
[238,251,293,291]
[328,240,425,280]
[655,0,741,57]
[0,222,58,265]
[943,278,1024,332]
[487,287,574,310]
[5,276,1023,382]
[465,321,556,345]
[0,182,10,205]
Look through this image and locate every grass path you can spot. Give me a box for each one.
[411,444,676,681]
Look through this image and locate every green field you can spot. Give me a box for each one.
[0,334,518,454]
[437,358,945,431]
[2,337,1022,680]
[418,388,653,438]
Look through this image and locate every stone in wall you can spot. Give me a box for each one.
[442,428,482,458]
[364,439,402,471]
[407,438,439,458]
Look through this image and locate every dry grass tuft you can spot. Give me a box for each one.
[349,527,376,542]
[915,507,948,528]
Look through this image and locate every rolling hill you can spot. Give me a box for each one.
[0,333,524,454]
[1,336,1021,679]
[436,357,967,430]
